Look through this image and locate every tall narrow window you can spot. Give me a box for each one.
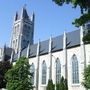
[30,63,35,85]
[42,61,47,84]
[56,58,61,83]
[72,54,79,84]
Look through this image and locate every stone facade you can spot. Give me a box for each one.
[11,8,90,90]
[1,7,90,90]
[28,28,90,90]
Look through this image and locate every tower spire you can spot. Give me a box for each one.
[21,5,29,19]
[24,4,27,8]
[11,6,34,54]
[14,12,18,21]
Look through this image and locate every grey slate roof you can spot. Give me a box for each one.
[4,47,12,61]
[29,44,37,57]
[5,47,12,56]
[39,40,49,55]
[21,47,27,57]
[66,30,80,48]
[52,35,63,52]
[13,29,80,60]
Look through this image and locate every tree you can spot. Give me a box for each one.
[82,65,90,89]
[56,76,68,90]
[46,79,55,90]
[64,78,68,90]
[53,0,90,27]
[0,60,12,89]
[83,33,90,43]
[5,57,33,90]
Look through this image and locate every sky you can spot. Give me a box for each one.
[0,0,81,47]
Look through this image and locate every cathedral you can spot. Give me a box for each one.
[0,7,90,90]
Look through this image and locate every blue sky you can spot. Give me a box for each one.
[0,0,81,47]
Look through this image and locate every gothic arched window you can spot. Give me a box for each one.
[56,58,61,83]
[42,61,47,84]
[30,63,35,85]
[72,54,79,84]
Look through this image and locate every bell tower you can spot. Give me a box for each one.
[10,6,34,54]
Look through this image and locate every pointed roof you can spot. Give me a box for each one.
[21,6,29,19]
[15,12,18,21]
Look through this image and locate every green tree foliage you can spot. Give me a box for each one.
[5,57,33,90]
[64,78,68,90]
[83,33,90,43]
[56,76,68,90]
[0,60,12,89]
[53,0,90,27]
[46,79,55,90]
[82,65,90,89]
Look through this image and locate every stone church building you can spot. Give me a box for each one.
[1,7,90,90]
